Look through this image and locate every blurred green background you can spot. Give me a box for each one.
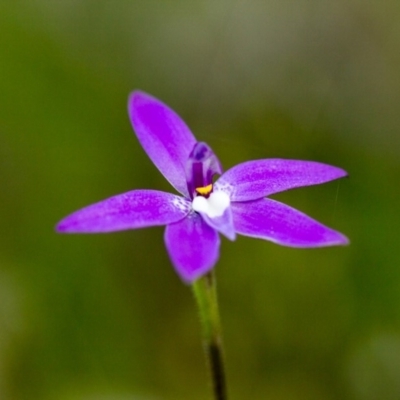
[1,1,400,399]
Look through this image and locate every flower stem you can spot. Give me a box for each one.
[192,271,227,400]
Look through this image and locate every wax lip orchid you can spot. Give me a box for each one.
[57,91,349,283]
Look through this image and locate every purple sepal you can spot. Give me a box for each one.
[231,198,349,247]
[164,213,220,283]
[128,91,196,197]
[216,159,348,202]
[57,190,190,233]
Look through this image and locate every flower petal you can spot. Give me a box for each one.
[198,207,236,241]
[231,198,349,247]
[164,213,220,282]
[128,91,197,197]
[216,159,347,201]
[57,190,190,233]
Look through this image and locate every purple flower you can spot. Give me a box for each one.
[57,91,349,283]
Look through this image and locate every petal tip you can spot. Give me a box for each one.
[55,218,68,233]
[313,230,350,248]
[55,218,78,234]
[323,228,349,247]
[335,166,349,180]
[226,231,236,241]
[170,253,218,284]
[128,90,157,108]
[178,269,208,284]
[55,224,64,233]
[336,233,350,246]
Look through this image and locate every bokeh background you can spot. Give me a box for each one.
[1,1,400,399]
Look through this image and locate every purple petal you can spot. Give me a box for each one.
[216,159,347,202]
[128,91,197,197]
[164,213,220,283]
[198,207,236,241]
[231,198,349,247]
[57,190,190,233]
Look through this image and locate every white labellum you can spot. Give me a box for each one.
[192,191,230,218]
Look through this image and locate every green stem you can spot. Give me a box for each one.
[192,271,227,400]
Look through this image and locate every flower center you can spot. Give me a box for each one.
[192,190,230,218]
[195,184,213,197]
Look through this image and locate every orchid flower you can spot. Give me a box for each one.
[57,91,348,283]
